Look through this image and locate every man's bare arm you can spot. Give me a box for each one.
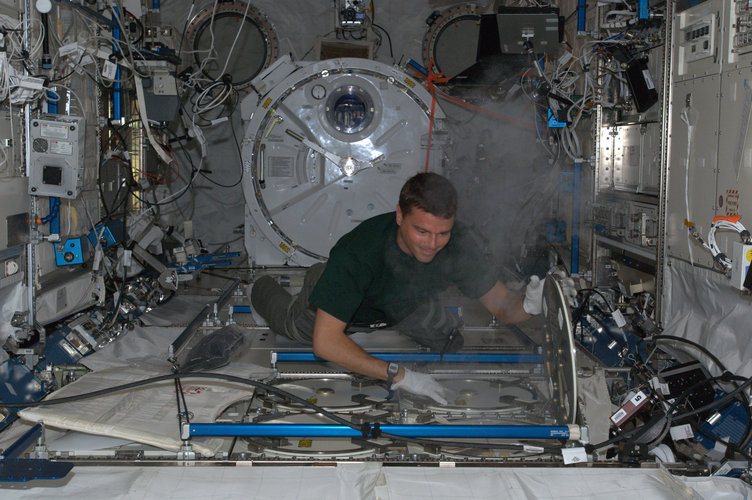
[478,281,532,324]
[312,308,402,382]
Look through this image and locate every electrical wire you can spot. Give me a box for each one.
[44,83,85,116]
[579,288,616,313]
[136,157,202,208]
[216,0,251,79]
[196,114,243,188]
[590,361,752,456]
[694,426,752,461]
[679,106,695,264]
[647,335,729,376]
[646,334,752,447]
[372,23,393,62]
[589,374,725,452]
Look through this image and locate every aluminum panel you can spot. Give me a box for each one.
[0,178,28,252]
[612,124,661,194]
[598,126,615,190]
[666,76,721,267]
[714,68,752,259]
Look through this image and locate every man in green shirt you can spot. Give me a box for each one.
[251,173,543,403]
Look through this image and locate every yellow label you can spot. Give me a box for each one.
[306,397,317,404]
[404,78,415,88]
[262,98,272,109]
[279,242,290,253]
[298,440,313,448]
[746,248,752,262]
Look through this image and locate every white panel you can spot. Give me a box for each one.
[666,76,721,267]
[726,0,752,69]
[715,67,752,259]
[674,0,725,81]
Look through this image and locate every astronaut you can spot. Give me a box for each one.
[251,172,544,404]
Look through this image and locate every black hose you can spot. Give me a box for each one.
[647,334,752,447]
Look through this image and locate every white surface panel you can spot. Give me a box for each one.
[0,464,749,499]
[715,68,752,259]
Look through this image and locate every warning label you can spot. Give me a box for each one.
[725,189,740,216]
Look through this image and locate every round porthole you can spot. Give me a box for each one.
[422,4,483,79]
[325,85,374,135]
[185,1,278,88]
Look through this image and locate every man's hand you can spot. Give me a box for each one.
[522,275,544,315]
[391,368,448,405]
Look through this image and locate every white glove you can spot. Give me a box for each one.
[560,277,577,306]
[522,275,544,315]
[551,269,578,307]
[391,368,448,405]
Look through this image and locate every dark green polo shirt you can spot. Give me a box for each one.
[308,212,497,326]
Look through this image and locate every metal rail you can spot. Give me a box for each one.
[185,423,576,440]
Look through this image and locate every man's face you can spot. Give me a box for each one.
[395,206,454,263]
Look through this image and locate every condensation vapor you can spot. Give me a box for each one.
[442,66,564,282]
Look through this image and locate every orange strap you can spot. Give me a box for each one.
[435,90,537,130]
[423,60,450,172]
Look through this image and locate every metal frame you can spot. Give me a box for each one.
[185,423,576,440]
[656,0,675,323]
[271,352,544,365]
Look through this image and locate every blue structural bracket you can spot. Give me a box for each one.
[112,7,122,120]
[577,0,587,34]
[0,459,73,482]
[169,252,241,273]
[87,220,123,250]
[49,197,60,235]
[547,109,567,128]
[0,424,74,482]
[638,0,649,20]
[273,352,543,364]
[54,238,85,266]
[407,59,429,76]
[2,424,43,460]
[170,261,234,273]
[187,423,572,440]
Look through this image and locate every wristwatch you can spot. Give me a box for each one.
[386,362,400,387]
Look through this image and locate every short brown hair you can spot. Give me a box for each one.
[398,173,457,219]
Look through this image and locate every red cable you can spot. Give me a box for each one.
[414,68,538,156]
[423,60,450,172]
[435,90,536,130]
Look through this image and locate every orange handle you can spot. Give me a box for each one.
[712,215,742,224]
